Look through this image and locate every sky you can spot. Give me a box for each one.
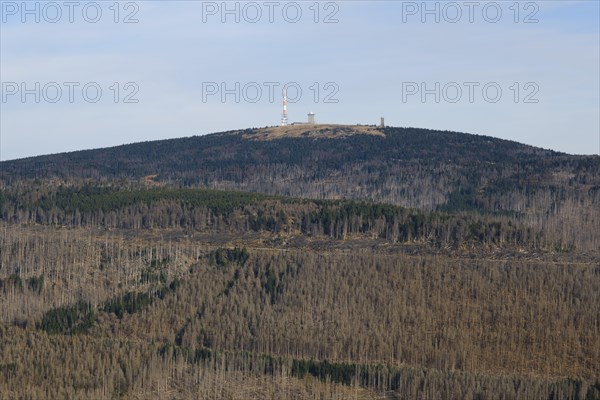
[0,0,599,160]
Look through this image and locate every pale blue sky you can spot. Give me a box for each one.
[1,0,599,160]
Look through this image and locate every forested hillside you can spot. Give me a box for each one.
[2,126,598,213]
[0,186,551,248]
[1,126,599,399]
[2,125,599,250]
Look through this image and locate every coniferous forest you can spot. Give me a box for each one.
[0,126,599,399]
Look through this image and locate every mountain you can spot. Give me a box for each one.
[1,125,600,399]
[2,125,599,248]
[0,126,573,189]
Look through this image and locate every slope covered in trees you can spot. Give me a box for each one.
[1,222,599,398]
[1,126,597,212]
[0,183,599,398]
[1,126,599,398]
[0,186,559,249]
[2,126,598,252]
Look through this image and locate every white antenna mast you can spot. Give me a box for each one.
[281,87,288,126]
